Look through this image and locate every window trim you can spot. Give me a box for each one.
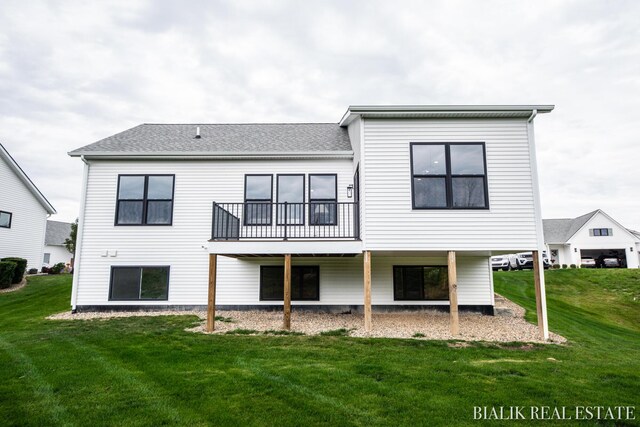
[308,173,338,226]
[244,174,273,226]
[591,228,611,237]
[259,265,320,301]
[392,265,449,301]
[0,210,12,228]
[276,174,305,226]
[115,174,175,226]
[410,142,489,210]
[108,265,170,301]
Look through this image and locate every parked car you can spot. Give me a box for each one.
[515,252,550,270]
[580,257,596,268]
[603,257,621,268]
[491,254,518,271]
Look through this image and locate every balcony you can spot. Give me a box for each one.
[211,202,359,241]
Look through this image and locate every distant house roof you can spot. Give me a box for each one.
[0,143,56,214]
[543,210,599,244]
[45,220,72,246]
[68,123,352,158]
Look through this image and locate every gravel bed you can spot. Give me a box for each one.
[48,294,566,344]
[0,278,27,294]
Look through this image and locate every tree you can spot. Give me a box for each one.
[64,218,78,255]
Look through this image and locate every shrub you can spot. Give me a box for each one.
[27,268,38,275]
[561,264,568,269]
[0,261,17,289]
[41,266,51,274]
[570,264,577,269]
[50,262,66,274]
[0,257,27,284]
[552,264,560,269]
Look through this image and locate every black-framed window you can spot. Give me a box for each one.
[109,266,170,301]
[309,174,337,225]
[591,228,612,236]
[245,175,273,225]
[116,175,175,225]
[0,211,11,228]
[277,174,304,225]
[393,266,449,300]
[411,143,488,209]
[260,266,319,301]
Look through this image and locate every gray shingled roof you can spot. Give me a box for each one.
[45,220,72,246]
[543,210,599,243]
[69,123,352,156]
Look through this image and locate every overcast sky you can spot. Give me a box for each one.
[1,0,639,230]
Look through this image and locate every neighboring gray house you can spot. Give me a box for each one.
[544,209,640,268]
[44,220,73,267]
[0,143,57,270]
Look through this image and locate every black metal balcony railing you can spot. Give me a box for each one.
[212,202,359,240]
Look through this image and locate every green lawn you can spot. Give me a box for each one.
[0,271,638,426]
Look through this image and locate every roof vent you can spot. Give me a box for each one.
[195,126,201,139]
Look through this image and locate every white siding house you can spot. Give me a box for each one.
[544,210,640,268]
[44,220,73,267]
[0,143,56,270]
[69,106,553,338]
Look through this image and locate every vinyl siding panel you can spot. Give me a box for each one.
[0,156,48,270]
[75,159,354,306]
[362,118,538,251]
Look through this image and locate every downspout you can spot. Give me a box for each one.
[70,155,90,312]
[526,110,549,339]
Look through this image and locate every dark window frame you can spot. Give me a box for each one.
[276,174,305,226]
[259,265,320,301]
[410,142,489,210]
[393,265,449,301]
[592,228,611,236]
[115,174,175,226]
[108,265,170,301]
[0,210,12,228]
[244,174,273,226]
[308,173,338,226]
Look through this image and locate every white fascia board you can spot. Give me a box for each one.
[68,151,354,160]
[339,104,555,126]
[0,143,57,214]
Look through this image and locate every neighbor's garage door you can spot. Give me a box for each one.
[580,249,627,268]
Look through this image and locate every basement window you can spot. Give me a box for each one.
[393,266,449,301]
[411,143,488,209]
[109,266,170,300]
[0,211,11,228]
[260,266,319,301]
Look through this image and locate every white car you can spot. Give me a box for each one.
[491,254,518,271]
[516,252,551,270]
[580,257,596,268]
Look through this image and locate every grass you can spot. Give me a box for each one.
[0,271,638,426]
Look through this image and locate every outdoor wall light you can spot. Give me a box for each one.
[347,184,354,198]
[631,247,634,252]
[574,248,578,253]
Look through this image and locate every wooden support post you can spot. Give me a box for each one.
[363,250,372,332]
[532,250,546,339]
[283,254,291,330]
[447,251,459,335]
[207,254,217,332]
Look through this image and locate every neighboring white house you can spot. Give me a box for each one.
[44,220,73,267]
[544,210,640,268]
[0,143,57,270]
[68,105,554,337]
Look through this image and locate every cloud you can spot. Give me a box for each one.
[0,0,638,230]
